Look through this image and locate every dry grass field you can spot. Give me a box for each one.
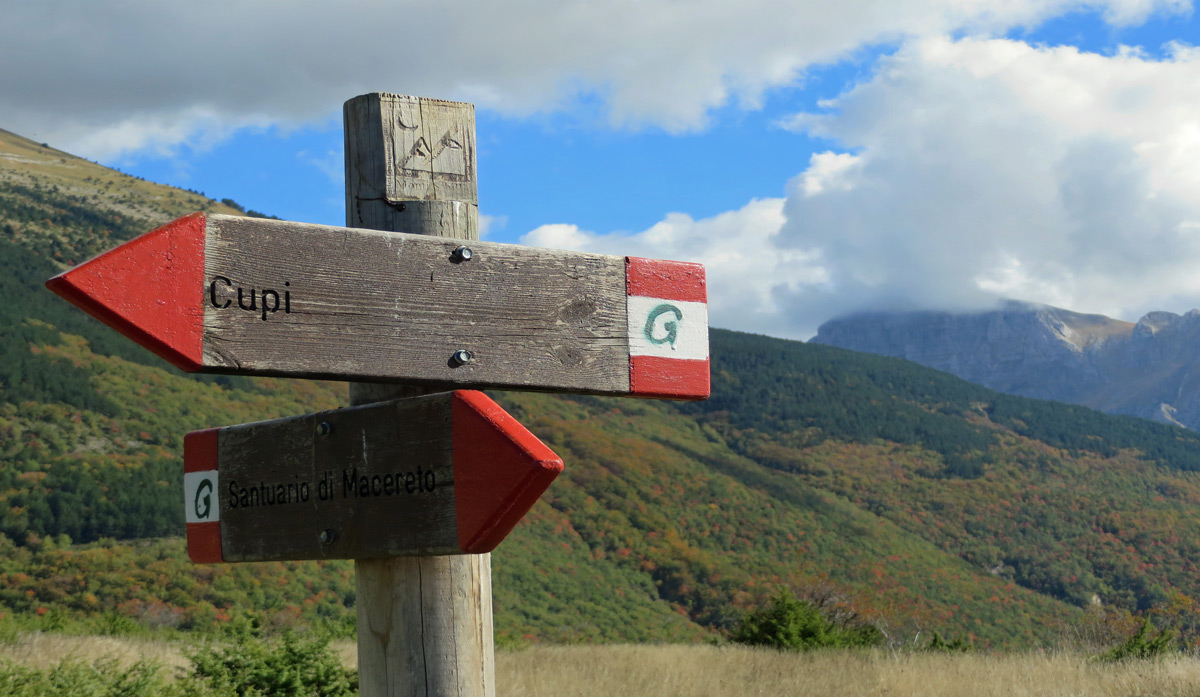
[3,634,1199,696]
[497,644,1200,697]
[0,632,191,672]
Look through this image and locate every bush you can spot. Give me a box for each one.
[0,658,168,697]
[0,629,358,696]
[188,629,357,696]
[732,588,884,651]
[923,631,971,652]
[1098,618,1175,662]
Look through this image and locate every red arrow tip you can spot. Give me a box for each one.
[452,390,563,554]
[46,213,206,371]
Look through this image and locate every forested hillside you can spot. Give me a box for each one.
[5,127,1200,650]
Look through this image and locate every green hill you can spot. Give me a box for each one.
[5,127,1200,649]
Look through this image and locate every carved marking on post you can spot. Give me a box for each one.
[383,95,476,203]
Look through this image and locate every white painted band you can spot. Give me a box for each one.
[184,470,220,524]
[627,297,709,360]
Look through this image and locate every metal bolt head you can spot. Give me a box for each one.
[316,421,332,436]
[319,529,336,544]
[452,246,474,262]
[451,349,474,366]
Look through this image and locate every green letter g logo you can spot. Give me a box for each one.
[644,303,683,349]
[194,479,213,520]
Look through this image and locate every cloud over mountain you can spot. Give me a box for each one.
[776,36,1200,335]
[531,34,1200,339]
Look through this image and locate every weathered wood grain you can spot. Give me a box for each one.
[199,214,629,393]
[47,199,710,399]
[215,395,457,562]
[356,554,494,697]
[182,390,561,564]
[345,93,478,237]
[345,94,494,697]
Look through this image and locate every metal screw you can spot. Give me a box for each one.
[452,246,474,262]
[451,349,474,366]
[316,421,332,436]
[319,529,336,544]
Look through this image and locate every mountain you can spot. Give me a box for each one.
[812,301,1200,430]
[9,128,1200,650]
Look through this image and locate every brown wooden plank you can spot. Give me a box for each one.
[215,393,458,562]
[201,213,630,392]
[184,389,563,564]
[47,212,710,398]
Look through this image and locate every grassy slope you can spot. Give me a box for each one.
[5,126,1200,649]
[0,334,1080,647]
[685,331,1200,621]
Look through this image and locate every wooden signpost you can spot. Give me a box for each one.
[344,95,492,697]
[46,93,711,697]
[183,390,562,563]
[45,213,709,399]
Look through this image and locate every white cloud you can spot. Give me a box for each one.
[0,0,1189,158]
[1101,0,1192,23]
[521,199,827,338]
[527,35,1200,340]
[478,214,508,239]
[773,35,1200,335]
[296,148,343,185]
[799,152,863,197]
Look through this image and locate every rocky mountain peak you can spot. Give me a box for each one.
[813,302,1200,430]
[1133,311,1183,339]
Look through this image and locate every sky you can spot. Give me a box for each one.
[3,0,1200,340]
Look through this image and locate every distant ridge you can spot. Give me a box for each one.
[813,300,1200,429]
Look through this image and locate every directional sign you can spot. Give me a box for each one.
[184,390,562,563]
[46,213,709,399]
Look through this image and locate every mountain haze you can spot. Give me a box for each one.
[814,301,1200,430]
[8,128,1200,649]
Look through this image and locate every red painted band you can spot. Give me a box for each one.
[45,212,206,371]
[184,428,220,474]
[187,522,223,563]
[630,356,711,400]
[452,390,563,554]
[625,257,707,303]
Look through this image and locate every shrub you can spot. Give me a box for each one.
[0,658,168,697]
[1098,619,1175,662]
[732,588,884,651]
[92,611,142,637]
[0,629,357,696]
[923,631,971,652]
[187,629,357,696]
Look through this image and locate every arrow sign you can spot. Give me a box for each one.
[183,390,562,563]
[47,213,709,399]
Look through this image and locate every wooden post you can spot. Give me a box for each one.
[344,94,493,697]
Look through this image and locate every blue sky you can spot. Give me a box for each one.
[4,1,1199,339]
[99,62,858,239]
